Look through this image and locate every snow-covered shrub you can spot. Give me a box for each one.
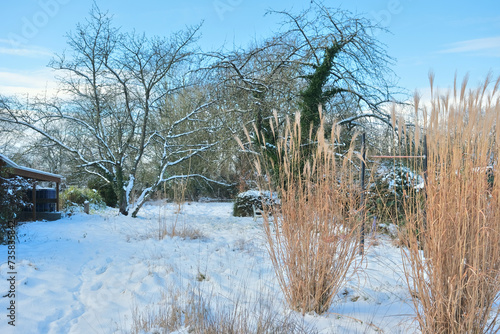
[0,173,32,221]
[87,178,118,207]
[367,161,424,225]
[232,190,278,217]
[61,186,105,212]
[0,170,33,243]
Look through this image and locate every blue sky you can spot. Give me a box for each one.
[1,0,499,99]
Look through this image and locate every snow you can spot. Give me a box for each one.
[12,165,64,180]
[0,154,18,168]
[0,202,417,333]
[237,189,279,200]
[1,153,64,180]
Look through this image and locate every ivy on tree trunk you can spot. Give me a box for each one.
[299,42,342,143]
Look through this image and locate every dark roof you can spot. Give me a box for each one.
[0,153,64,183]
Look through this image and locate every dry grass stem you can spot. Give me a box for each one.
[130,288,316,334]
[256,113,362,315]
[402,75,500,333]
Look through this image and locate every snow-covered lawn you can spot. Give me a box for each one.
[0,202,417,333]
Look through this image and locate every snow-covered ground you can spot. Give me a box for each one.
[0,202,417,333]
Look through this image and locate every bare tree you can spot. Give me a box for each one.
[211,3,401,165]
[274,3,400,127]
[208,36,301,139]
[0,2,403,214]
[0,6,227,217]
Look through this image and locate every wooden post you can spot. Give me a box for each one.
[32,182,37,221]
[423,134,428,231]
[359,133,366,255]
[56,182,60,212]
[84,201,90,214]
[423,134,428,183]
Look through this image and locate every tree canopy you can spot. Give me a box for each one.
[0,2,402,216]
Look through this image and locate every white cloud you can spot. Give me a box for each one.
[0,69,58,96]
[440,36,500,55]
[0,46,52,58]
[0,39,53,58]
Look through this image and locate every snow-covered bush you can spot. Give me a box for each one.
[0,173,32,221]
[61,186,105,213]
[87,178,118,208]
[0,170,33,243]
[367,161,424,225]
[232,190,278,217]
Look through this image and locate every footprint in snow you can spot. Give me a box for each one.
[95,259,112,275]
[90,281,103,291]
[95,266,107,275]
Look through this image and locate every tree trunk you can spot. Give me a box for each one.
[119,195,128,216]
[115,165,129,216]
[131,186,154,218]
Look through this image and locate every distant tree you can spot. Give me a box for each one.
[0,2,402,210]
[286,4,397,120]
[0,6,228,217]
[219,3,400,184]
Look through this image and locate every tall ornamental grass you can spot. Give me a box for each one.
[403,74,500,333]
[242,112,362,315]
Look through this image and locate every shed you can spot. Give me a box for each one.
[0,153,64,221]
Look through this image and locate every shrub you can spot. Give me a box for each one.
[87,178,117,207]
[61,186,105,212]
[232,190,277,217]
[0,170,33,243]
[367,161,424,225]
[0,172,32,221]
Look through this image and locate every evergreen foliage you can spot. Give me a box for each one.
[298,43,342,142]
[233,190,277,217]
[259,43,343,186]
[0,169,32,243]
[367,161,424,225]
[61,186,105,211]
[88,178,118,208]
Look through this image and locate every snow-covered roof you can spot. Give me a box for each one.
[0,153,18,168]
[0,153,64,183]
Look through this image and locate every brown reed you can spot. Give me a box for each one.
[246,112,362,315]
[403,74,500,333]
